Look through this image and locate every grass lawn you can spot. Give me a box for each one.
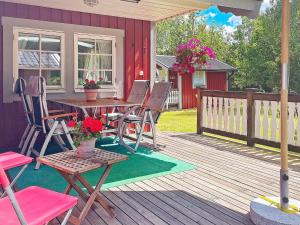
[158,109,197,133]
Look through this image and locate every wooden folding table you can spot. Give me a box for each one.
[37,148,128,225]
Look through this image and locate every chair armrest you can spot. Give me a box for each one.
[42,112,77,120]
[48,109,65,114]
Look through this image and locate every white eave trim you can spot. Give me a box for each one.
[0,0,262,21]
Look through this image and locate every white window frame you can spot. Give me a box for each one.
[13,27,65,92]
[74,32,116,92]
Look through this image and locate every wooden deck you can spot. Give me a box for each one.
[53,132,300,225]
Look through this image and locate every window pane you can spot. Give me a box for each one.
[78,39,95,53]
[78,70,95,85]
[78,54,93,70]
[42,70,61,86]
[40,52,61,68]
[41,35,61,51]
[18,33,39,50]
[96,40,112,54]
[95,55,112,70]
[18,69,39,83]
[18,51,39,68]
[96,71,112,85]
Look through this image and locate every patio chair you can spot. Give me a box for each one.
[23,76,77,169]
[0,152,32,197]
[103,80,150,123]
[117,81,171,152]
[15,78,65,155]
[0,164,77,225]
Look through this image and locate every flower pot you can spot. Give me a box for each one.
[84,89,98,102]
[76,138,96,159]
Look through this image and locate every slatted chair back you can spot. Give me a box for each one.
[127,80,150,105]
[14,78,34,126]
[145,81,171,123]
[24,76,48,133]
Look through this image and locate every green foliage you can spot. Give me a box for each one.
[157,1,300,93]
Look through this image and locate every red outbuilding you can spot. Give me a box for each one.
[156,55,236,109]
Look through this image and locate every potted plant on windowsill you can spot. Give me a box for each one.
[67,116,103,159]
[83,78,104,102]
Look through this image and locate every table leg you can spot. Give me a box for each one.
[75,165,115,217]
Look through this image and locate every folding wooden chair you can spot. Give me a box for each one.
[23,76,77,169]
[0,164,77,225]
[117,82,171,152]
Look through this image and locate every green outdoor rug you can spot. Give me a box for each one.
[11,137,196,192]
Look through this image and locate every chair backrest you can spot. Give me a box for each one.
[14,78,34,125]
[127,80,150,105]
[24,76,48,132]
[146,81,171,123]
[0,165,27,224]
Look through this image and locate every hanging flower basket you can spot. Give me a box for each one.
[173,38,216,76]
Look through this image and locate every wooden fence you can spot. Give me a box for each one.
[166,89,180,110]
[196,88,300,153]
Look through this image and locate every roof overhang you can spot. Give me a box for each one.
[1,0,263,21]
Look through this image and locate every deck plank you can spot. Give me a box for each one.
[59,132,300,225]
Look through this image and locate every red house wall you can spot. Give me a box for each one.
[207,72,228,91]
[181,71,228,109]
[0,1,151,149]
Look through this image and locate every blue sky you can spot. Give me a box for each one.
[197,0,272,33]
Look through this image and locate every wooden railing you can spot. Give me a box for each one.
[166,89,179,109]
[196,88,300,153]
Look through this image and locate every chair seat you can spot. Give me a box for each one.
[0,152,32,170]
[124,115,143,123]
[103,112,124,121]
[0,186,77,225]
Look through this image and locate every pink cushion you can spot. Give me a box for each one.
[0,152,32,170]
[0,186,77,225]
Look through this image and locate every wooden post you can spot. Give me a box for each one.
[280,0,290,210]
[246,88,257,147]
[196,87,205,134]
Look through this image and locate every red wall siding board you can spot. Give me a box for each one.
[134,20,143,80]
[71,11,81,25]
[125,19,135,99]
[207,72,227,91]
[28,5,40,20]
[51,8,62,23]
[142,21,150,81]
[62,11,72,24]
[100,15,109,28]
[80,12,91,26]
[17,4,29,19]
[4,2,17,17]
[109,16,117,29]
[40,7,51,21]
[117,18,125,29]
[0,1,151,148]
[91,14,100,27]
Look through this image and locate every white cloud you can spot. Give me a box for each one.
[260,0,272,13]
[228,15,242,27]
[207,12,216,18]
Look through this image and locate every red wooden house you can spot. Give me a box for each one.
[156,55,236,109]
[0,0,261,149]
